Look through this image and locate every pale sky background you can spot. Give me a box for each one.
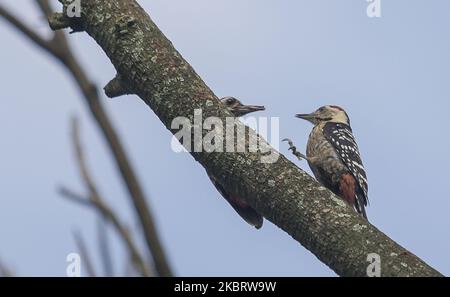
[1,0,450,276]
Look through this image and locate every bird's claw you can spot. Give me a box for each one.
[282,138,295,149]
[282,138,306,161]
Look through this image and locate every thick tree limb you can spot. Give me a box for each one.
[43,0,443,277]
[0,1,172,277]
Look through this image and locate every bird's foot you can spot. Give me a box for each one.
[282,138,307,161]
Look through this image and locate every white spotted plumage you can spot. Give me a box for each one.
[324,122,369,206]
[296,105,369,219]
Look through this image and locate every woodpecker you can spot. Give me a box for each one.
[207,96,265,229]
[287,105,369,219]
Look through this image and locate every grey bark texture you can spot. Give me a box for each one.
[49,0,442,277]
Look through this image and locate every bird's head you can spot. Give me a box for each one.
[220,96,265,117]
[296,105,350,126]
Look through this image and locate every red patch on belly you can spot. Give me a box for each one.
[339,173,356,206]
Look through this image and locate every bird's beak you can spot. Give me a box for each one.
[236,105,265,115]
[295,112,316,123]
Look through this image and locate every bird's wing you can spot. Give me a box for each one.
[323,122,369,208]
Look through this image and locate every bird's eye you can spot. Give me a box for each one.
[227,98,235,104]
[318,107,325,112]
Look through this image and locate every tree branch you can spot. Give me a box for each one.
[0,1,172,277]
[61,187,152,277]
[72,230,97,277]
[97,219,114,277]
[45,0,441,276]
[0,4,57,55]
[59,118,152,277]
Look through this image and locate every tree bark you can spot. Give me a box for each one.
[49,0,441,277]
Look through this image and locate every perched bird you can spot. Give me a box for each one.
[220,96,266,117]
[207,96,265,229]
[289,105,369,219]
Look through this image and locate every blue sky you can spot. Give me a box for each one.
[0,0,449,276]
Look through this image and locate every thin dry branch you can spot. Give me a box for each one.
[73,230,97,277]
[0,4,56,54]
[59,118,152,277]
[0,1,172,277]
[36,0,53,17]
[97,219,114,276]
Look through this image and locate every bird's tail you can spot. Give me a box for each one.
[227,198,264,229]
[208,173,263,229]
[355,194,368,221]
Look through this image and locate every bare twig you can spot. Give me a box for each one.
[35,0,53,17]
[73,230,97,277]
[97,219,114,277]
[58,118,152,277]
[0,259,14,277]
[61,188,151,277]
[0,4,56,54]
[0,1,172,276]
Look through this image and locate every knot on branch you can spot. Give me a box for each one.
[104,75,132,98]
[114,16,138,37]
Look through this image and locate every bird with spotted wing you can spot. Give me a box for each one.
[285,105,369,219]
